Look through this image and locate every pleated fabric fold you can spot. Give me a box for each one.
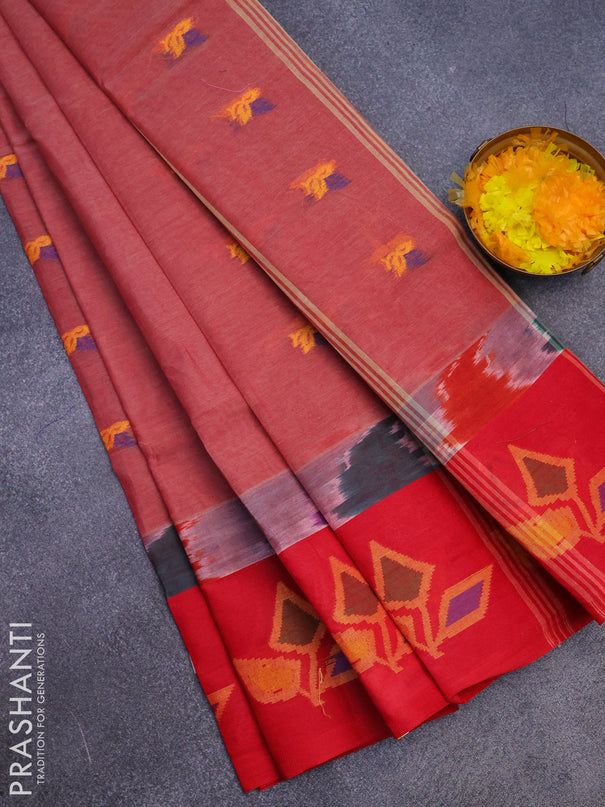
[0,102,398,784]
[0,0,603,791]
[0,116,282,792]
[0,18,456,744]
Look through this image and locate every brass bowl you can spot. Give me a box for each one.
[462,127,605,276]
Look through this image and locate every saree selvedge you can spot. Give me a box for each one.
[0,0,603,790]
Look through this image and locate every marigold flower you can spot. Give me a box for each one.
[451,130,605,274]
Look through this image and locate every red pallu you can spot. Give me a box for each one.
[0,0,603,791]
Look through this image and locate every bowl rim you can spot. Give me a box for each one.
[463,126,605,277]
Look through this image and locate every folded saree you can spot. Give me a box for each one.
[0,28,456,746]
[0,0,603,791]
[0,106,397,786]
[22,0,603,617]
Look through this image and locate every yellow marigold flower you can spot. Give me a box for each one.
[451,130,605,273]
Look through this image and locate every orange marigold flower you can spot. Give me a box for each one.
[532,170,605,252]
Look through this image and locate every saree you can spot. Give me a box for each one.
[0,0,603,791]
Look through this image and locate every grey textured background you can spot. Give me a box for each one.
[1,0,604,804]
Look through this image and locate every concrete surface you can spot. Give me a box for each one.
[1,1,603,805]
